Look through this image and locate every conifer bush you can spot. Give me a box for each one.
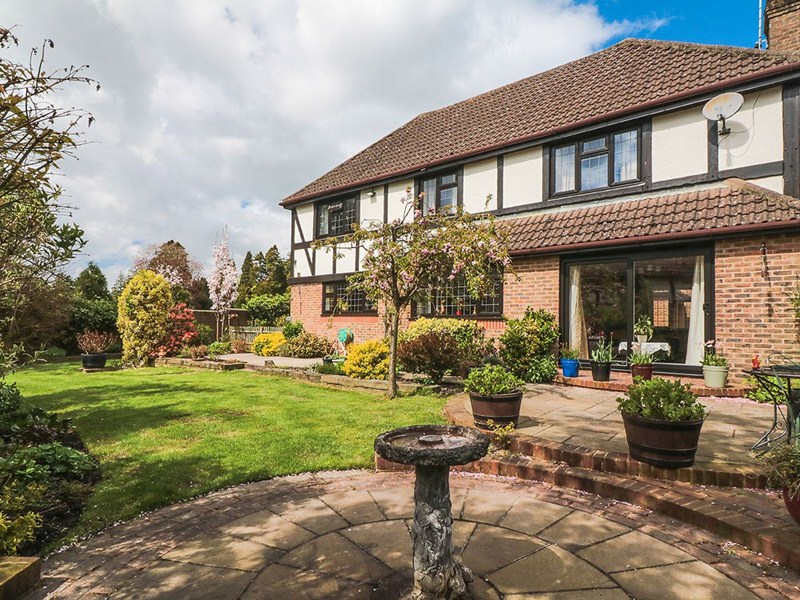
[116,270,173,366]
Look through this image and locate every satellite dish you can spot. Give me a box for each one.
[702,92,744,135]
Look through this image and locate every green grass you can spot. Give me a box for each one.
[10,361,446,542]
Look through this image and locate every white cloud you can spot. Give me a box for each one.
[3,0,662,282]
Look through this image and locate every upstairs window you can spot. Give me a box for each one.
[317,196,356,238]
[322,281,376,314]
[552,128,639,195]
[419,171,459,216]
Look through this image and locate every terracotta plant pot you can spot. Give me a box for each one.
[621,412,704,469]
[590,361,611,382]
[783,489,800,526]
[630,364,653,380]
[469,391,523,429]
[702,365,729,389]
[81,353,108,370]
[560,358,580,378]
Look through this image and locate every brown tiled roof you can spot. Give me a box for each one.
[282,39,800,206]
[504,179,800,254]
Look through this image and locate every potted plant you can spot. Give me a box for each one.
[463,365,525,429]
[763,442,800,526]
[76,330,117,369]
[628,346,655,380]
[559,345,581,378]
[617,377,706,468]
[590,337,614,382]
[701,341,729,388]
[634,315,653,343]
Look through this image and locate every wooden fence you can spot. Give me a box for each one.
[229,325,282,344]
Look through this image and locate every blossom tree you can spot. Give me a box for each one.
[315,190,512,397]
[208,229,238,339]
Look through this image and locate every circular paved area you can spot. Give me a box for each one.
[26,471,800,600]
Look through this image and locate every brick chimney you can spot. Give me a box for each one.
[766,0,800,52]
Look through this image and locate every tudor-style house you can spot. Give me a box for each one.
[281,0,800,381]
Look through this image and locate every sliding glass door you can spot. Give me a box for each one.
[563,248,711,368]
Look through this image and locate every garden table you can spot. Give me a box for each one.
[747,360,800,453]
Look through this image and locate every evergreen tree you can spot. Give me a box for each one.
[74,262,110,300]
[236,251,256,306]
[252,245,289,296]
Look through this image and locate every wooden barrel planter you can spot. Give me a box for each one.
[81,353,108,370]
[630,364,653,380]
[621,412,704,468]
[469,391,523,429]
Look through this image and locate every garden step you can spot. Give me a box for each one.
[0,557,40,599]
[445,394,765,489]
[554,373,750,398]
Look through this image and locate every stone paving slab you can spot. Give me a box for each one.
[24,470,800,599]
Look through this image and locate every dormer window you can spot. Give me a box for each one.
[552,128,640,195]
[316,196,356,238]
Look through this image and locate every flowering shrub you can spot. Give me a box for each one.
[155,303,198,357]
[117,270,173,366]
[281,332,329,358]
[400,318,494,373]
[252,332,286,356]
[230,338,249,353]
[398,331,462,383]
[342,340,390,380]
[76,330,117,354]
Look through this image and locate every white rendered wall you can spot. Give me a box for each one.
[359,189,383,225]
[294,204,314,243]
[748,175,784,194]
[386,180,413,222]
[652,106,708,181]
[502,147,542,208]
[718,86,783,171]
[293,248,313,279]
[463,158,497,212]
[314,247,334,276]
[336,244,358,274]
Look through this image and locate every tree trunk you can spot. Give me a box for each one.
[388,309,400,398]
[408,465,472,599]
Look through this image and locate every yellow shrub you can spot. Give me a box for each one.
[251,332,286,356]
[341,339,390,380]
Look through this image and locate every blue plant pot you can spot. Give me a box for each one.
[560,358,580,378]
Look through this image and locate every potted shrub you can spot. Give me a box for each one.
[559,345,580,378]
[763,442,800,526]
[590,337,614,382]
[463,365,525,429]
[617,377,706,468]
[634,315,653,343]
[76,330,117,370]
[628,346,655,380]
[701,341,729,389]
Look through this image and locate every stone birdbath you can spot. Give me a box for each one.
[375,424,490,600]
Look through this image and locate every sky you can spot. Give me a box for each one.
[2,0,768,283]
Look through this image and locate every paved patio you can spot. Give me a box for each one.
[23,471,800,600]
[503,384,774,469]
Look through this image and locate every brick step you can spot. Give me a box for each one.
[445,397,765,489]
[554,373,750,398]
[458,454,800,572]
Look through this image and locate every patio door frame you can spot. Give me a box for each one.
[558,243,715,376]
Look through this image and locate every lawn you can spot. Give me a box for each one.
[10,361,446,543]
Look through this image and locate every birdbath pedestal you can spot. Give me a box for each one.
[375,425,490,600]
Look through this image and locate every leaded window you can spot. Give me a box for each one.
[322,281,376,314]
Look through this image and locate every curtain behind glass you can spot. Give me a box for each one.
[569,265,589,359]
[685,256,705,365]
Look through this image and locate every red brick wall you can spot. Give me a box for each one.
[503,255,560,319]
[766,0,800,53]
[715,233,800,381]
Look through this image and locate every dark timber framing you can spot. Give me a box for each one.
[707,121,719,179]
[496,156,504,209]
[783,82,800,199]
